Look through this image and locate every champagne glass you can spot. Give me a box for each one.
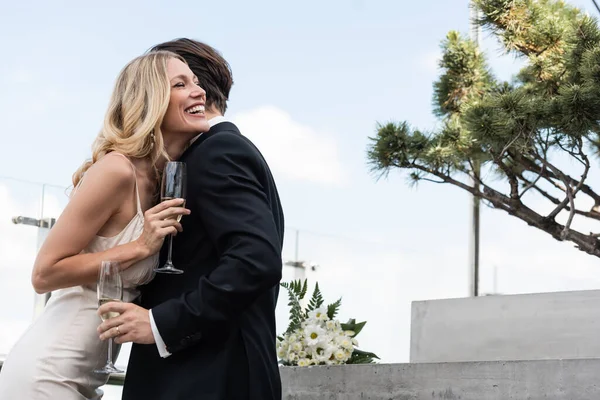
[154,161,187,274]
[93,261,124,374]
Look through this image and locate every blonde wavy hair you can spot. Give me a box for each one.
[72,50,185,188]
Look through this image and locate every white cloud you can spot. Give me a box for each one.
[232,106,346,186]
[4,69,34,85]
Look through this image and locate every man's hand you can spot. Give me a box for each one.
[97,302,155,345]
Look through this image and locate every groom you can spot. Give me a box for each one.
[98,39,284,400]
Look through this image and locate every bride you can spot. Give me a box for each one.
[0,50,210,399]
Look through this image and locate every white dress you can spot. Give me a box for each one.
[0,158,158,399]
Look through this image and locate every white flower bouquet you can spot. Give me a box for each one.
[277,279,379,366]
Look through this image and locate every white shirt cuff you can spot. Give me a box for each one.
[149,309,171,358]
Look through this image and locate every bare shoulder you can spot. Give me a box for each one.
[87,153,135,187]
[74,152,135,202]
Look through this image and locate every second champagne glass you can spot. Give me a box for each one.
[154,161,187,274]
[93,261,124,374]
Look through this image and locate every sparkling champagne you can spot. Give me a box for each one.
[161,197,186,222]
[98,298,121,321]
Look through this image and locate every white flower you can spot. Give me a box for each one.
[304,324,326,346]
[276,338,290,359]
[292,341,303,352]
[308,308,328,321]
[326,320,340,331]
[298,350,307,358]
[344,330,356,337]
[305,316,320,327]
[337,335,354,350]
[297,358,310,367]
[277,346,288,359]
[312,345,333,364]
[334,349,348,362]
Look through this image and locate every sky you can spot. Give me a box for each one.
[1,0,600,397]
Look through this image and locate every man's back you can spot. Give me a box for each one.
[124,122,284,400]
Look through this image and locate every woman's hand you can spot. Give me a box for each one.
[134,198,190,259]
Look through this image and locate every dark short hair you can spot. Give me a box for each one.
[150,38,233,114]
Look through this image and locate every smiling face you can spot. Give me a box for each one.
[161,57,210,141]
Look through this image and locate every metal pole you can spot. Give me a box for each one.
[470,0,481,297]
[294,229,299,264]
[40,184,46,221]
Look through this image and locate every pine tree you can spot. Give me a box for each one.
[368,0,600,258]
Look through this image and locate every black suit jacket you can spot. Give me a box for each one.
[123,122,284,400]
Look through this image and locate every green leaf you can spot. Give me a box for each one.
[326,297,342,319]
[280,281,305,334]
[346,348,380,364]
[340,319,367,337]
[305,282,324,317]
[283,279,308,301]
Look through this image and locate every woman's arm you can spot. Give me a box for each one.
[31,154,188,294]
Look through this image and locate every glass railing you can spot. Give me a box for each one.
[4,174,600,399]
[0,177,313,397]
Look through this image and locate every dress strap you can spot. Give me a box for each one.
[110,152,143,214]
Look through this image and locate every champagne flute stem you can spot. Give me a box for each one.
[107,338,114,366]
[166,234,174,264]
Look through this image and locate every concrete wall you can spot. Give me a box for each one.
[281,359,600,399]
[4,358,599,399]
[410,289,600,363]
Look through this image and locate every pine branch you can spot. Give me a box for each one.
[387,154,600,256]
[562,181,576,240]
[592,0,600,16]
[420,177,446,184]
[518,170,600,221]
[519,164,546,199]
[515,152,600,206]
[535,147,589,236]
[517,171,561,204]
[431,162,600,255]
[491,153,520,199]
[557,141,585,166]
[561,139,591,238]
